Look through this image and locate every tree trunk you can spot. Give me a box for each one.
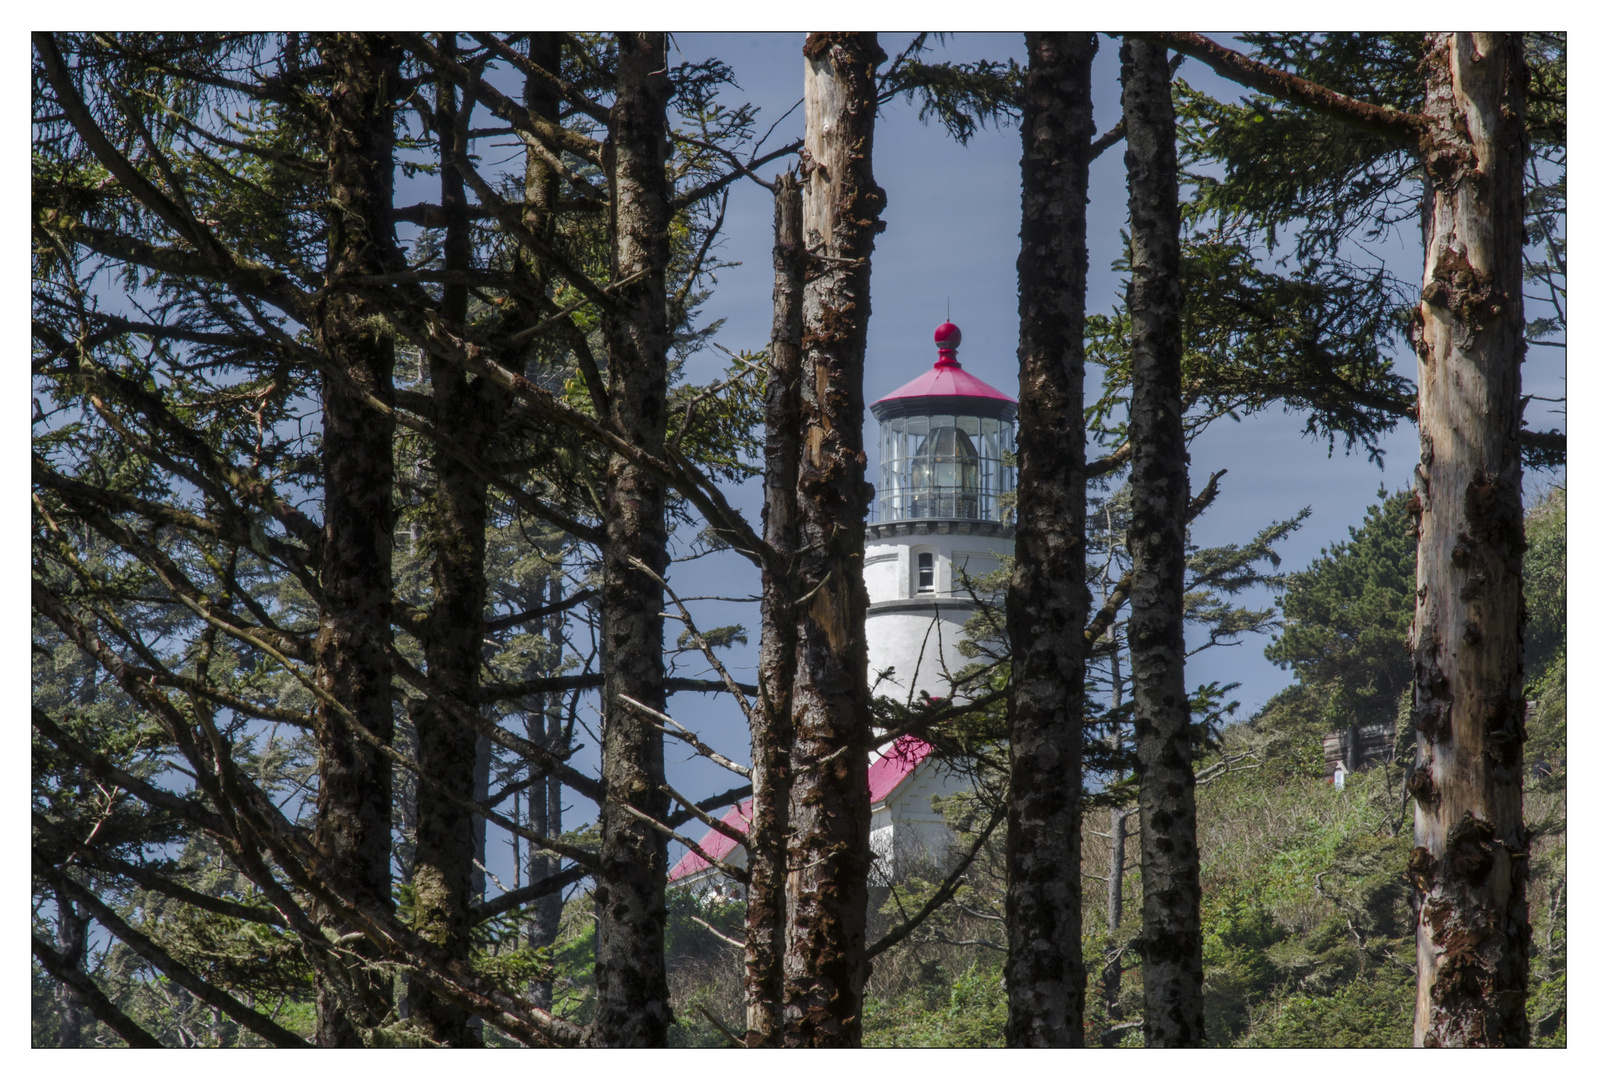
[1122,37,1203,1048]
[512,36,568,1017]
[781,31,884,1048]
[591,31,674,1048]
[745,172,803,1046]
[54,892,89,1047]
[1102,631,1131,1047]
[407,34,507,1047]
[1004,29,1095,1050]
[1408,31,1530,1049]
[527,570,568,1012]
[1101,804,1131,1046]
[310,32,403,1047]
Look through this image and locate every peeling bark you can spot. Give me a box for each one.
[1004,30,1095,1050]
[1122,37,1203,1048]
[746,172,803,1046]
[309,32,403,1047]
[591,31,674,1048]
[1408,32,1530,1049]
[781,31,884,1048]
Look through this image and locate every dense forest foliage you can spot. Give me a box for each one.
[33,31,1562,1048]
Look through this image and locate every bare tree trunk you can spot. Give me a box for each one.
[1122,37,1203,1048]
[1004,29,1095,1050]
[592,31,674,1048]
[310,31,402,1047]
[781,31,884,1049]
[408,34,507,1047]
[745,172,803,1046]
[1408,31,1530,1049]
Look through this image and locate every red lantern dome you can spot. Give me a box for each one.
[871,323,1016,524]
[871,321,1016,419]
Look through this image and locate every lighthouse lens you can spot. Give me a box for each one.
[876,411,1012,523]
[909,425,980,518]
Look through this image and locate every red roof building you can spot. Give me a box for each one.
[667,735,957,894]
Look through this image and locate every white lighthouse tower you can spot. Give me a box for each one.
[856,321,1017,879]
[864,321,1017,704]
[667,321,1018,894]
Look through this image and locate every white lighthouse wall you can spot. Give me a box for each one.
[863,528,1013,702]
[865,607,973,701]
[864,530,1011,603]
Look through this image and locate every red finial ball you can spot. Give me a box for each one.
[934,321,962,350]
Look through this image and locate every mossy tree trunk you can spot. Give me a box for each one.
[309,31,403,1047]
[408,33,512,1047]
[592,30,674,1048]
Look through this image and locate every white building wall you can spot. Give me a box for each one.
[870,759,970,881]
[862,519,1012,882]
[863,523,1012,703]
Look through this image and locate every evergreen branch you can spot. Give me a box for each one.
[469,864,588,925]
[622,694,751,779]
[619,803,750,886]
[1084,470,1226,644]
[484,587,597,632]
[865,799,1006,961]
[31,707,230,840]
[36,858,314,1048]
[672,137,803,206]
[663,783,754,830]
[31,934,165,1048]
[627,554,756,726]
[1128,32,1428,145]
[396,32,604,165]
[33,814,289,927]
[470,32,612,125]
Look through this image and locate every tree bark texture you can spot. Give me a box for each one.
[407,35,511,1047]
[1004,30,1095,1050]
[592,31,674,1048]
[1407,31,1530,1049]
[310,31,403,1048]
[746,172,803,1046]
[1122,38,1203,1049]
[54,892,90,1047]
[512,38,567,1015]
[1101,804,1131,1046]
[781,31,884,1048]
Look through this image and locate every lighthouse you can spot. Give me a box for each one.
[864,321,1017,704]
[668,321,1017,894]
[855,321,1017,880]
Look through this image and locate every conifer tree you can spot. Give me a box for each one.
[780,31,885,1048]
[1005,29,1095,1049]
[1141,30,1537,1046]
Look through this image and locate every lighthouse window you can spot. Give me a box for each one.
[917,552,935,593]
[875,410,1014,524]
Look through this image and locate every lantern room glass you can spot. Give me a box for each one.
[876,411,1013,522]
